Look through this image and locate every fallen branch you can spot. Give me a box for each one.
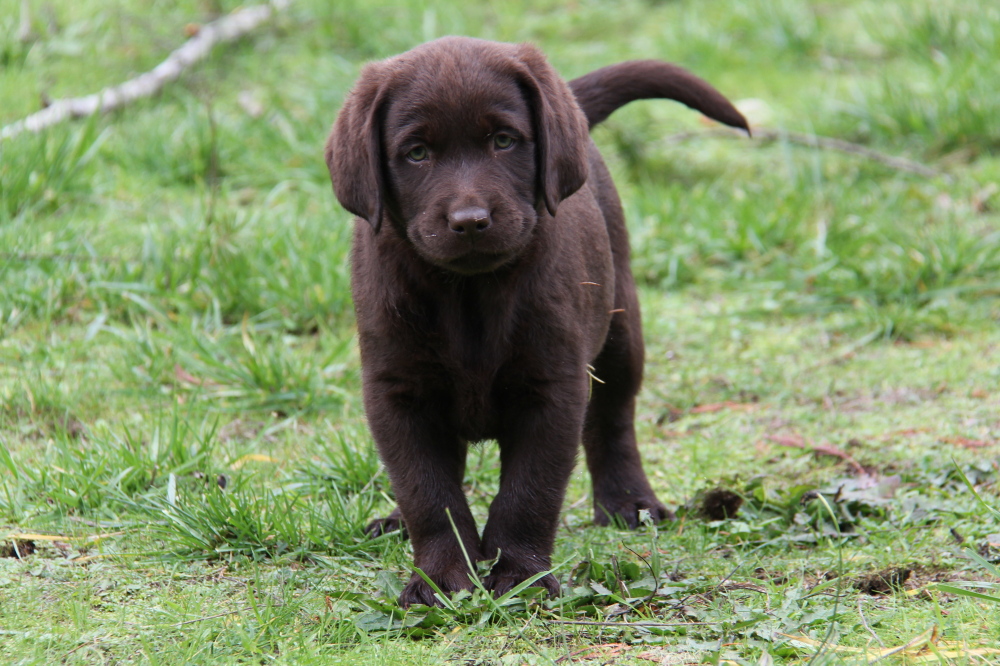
[1,0,291,141]
[554,643,629,664]
[941,435,993,449]
[549,619,715,628]
[766,434,865,474]
[662,127,946,179]
[0,252,117,262]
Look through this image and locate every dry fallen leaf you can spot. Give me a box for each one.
[559,643,629,663]
[173,363,219,387]
[690,401,756,414]
[941,436,992,449]
[780,625,1000,663]
[637,648,704,665]
[766,434,807,448]
[812,443,865,474]
[229,453,279,470]
[878,427,931,441]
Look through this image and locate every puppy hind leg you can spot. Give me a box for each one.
[583,314,673,528]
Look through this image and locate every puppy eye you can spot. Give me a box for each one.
[493,134,515,150]
[406,146,429,162]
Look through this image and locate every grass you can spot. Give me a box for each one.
[2,0,1000,663]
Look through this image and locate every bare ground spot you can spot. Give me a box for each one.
[0,539,37,559]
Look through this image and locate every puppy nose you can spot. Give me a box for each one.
[448,207,491,235]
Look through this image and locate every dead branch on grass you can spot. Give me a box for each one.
[1,0,291,141]
[662,127,946,179]
[550,619,716,628]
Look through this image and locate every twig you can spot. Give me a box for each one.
[767,434,866,475]
[803,327,884,371]
[716,581,768,594]
[661,127,946,179]
[550,619,714,628]
[171,609,244,627]
[858,595,885,648]
[1,0,291,141]
[64,635,112,658]
[0,253,118,263]
[124,607,246,629]
[554,643,629,664]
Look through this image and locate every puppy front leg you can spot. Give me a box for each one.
[366,389,481,607]
[480,379,588,597]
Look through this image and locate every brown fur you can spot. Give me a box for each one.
[325,36,748,607]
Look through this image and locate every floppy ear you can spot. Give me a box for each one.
[514,44,591,217]
[324,62,388,232]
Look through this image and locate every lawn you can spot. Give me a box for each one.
[1,0,999,663]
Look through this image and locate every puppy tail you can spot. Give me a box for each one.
[569,60,750,135]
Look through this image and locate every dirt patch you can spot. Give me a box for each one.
[828,387,945,413]
[753,567,789,586]
[853,567,912,594]
[0,539,36,559]
[697,488,743,521]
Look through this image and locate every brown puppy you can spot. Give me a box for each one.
[325,37,748,607]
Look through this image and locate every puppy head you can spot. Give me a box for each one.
[325,37,589,275]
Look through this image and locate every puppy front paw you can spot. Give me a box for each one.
[398,567,474,607]
[594,492,674,528]
[483,556,560,599]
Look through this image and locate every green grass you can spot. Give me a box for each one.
[2,0,1000,663]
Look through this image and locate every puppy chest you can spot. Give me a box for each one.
[448,365,569,443]
[450,375,501,441]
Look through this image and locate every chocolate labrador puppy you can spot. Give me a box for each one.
[325,37,748,606]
